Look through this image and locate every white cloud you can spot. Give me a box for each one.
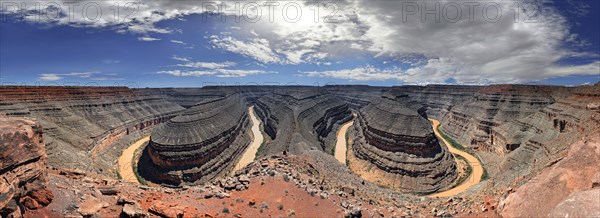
[303,65,409,81]
[160,55,271,78]
[170,40,186,45]
[211,36,283,64]
[101,59,120,64]
[215,69,271,78]
[171,56,237,69]
[38,71,123,81]
[138,36,161,41]
[171,55,191,62]
[64,72,95,78]
[39,74,63,81]
[91,77,124,81]
[157,70,216,77]
[544,61,600,78]
[177,61,237,69]
[157,69,270,78]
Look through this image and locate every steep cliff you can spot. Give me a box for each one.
[0,117,53,216]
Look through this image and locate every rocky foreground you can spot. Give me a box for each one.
[24,156,507,218]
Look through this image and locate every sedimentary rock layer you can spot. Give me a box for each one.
[438,85,556,151]
[350,94,457,193]
[252,88,352,155]
[139,94,250,186]
[393,85,479,118]
[0,117,52,216]
[490,84,600,186]
[0,86,185,175]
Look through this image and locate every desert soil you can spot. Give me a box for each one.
[334,120,354,164]
[428,118,483,197]
[233,106,264,172]
[118,136,149,184]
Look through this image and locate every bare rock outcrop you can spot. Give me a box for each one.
[546,189,600,218]
[138,94,251,186]
[499,133,600,217]
[349,94,458,194]
[0,117,53,216]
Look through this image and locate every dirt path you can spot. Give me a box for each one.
[334,120,354,164]
[118,136,149,184]
[428,118,483,197]
[233,106,264,172]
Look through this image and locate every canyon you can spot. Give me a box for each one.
[0,84,598,217]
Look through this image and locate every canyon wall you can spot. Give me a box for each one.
[438,85,556,151]
[0,86,185,176]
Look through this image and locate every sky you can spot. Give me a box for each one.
[0,0,598,87]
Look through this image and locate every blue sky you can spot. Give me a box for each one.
[1,0,598,87]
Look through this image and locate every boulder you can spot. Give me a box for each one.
[78,195,109,217]
[122,203,146,218]
[149,201,185,218]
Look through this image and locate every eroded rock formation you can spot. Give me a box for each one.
[349,94,458,193]
[138,94,250,186]
[0,117,53,216]
[253,88,352,155]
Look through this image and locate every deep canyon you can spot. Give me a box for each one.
[1,84,599,217]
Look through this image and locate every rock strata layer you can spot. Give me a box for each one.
[0,117,53,216]
[139,94,250,186]
[350,94,458,193]
[0,86,185,175]
[253,88,352,155]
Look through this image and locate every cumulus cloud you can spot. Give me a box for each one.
[5,0,599,83]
